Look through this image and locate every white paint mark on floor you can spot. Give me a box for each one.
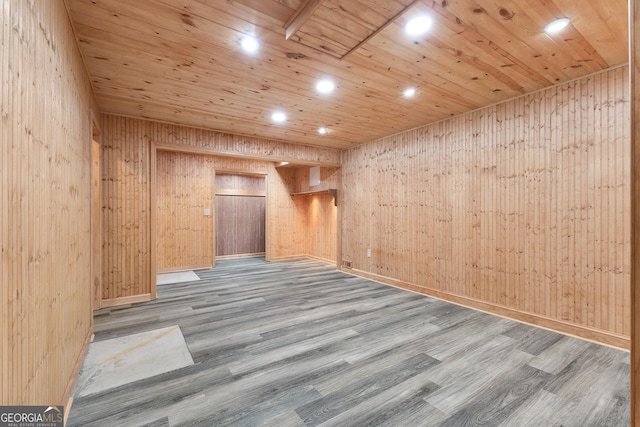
[75,326,194,397]
[157,270,201,285]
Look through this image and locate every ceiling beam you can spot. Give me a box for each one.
[285,0,324,40]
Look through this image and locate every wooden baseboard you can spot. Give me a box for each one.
[101,293,152,308]
[269,255,337,265]
[269,255,308,261]
[215,253,265,261]
[157,265,212,273]
[61,328,92,425]
[344,267,630,351]
[302,254,337,266]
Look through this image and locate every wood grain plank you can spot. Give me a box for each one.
[340,66,630,347]
[67,258,630,425]
[2,0,95,407]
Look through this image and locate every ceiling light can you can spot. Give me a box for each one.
[271,111,286,123]
[316,79,335,94]
[240,36,259,53]
[403,87,416,98]
[405,16,433,37]
[544,18,570,34]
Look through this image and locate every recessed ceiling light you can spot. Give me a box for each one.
[544,18,570,34]
[271,111,286,123]
[316,79,335,94]
[240,36,259,54]
[318,127,328,135]
[403,87,416,98]
[405,16,433,37]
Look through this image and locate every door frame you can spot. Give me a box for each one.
[213,171,268,260]
[150,143,272,299]
[91,114,101,311]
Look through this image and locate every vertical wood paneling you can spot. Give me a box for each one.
[101,115,150,300]
[272,167,307,257]
[1,0,96,406]
[306,193,337,262]
[290,167,339,263]
[235,196,266,254]
[102,118,334,297]
[630,1,639,422]
[341,67,630,346]
[92,139,102,309]
[156,151,214,271]
[215,195,236,257]
[215,174,266,258]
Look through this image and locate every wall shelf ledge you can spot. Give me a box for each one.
[291,189,337,206]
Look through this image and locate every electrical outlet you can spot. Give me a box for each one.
[367,248,371,258]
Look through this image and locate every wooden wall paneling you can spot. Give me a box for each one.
[631,0,639,423]
[215,174,235,190]
[214,174,266,258]
[156,151,214,271]
[103,116,335,303]
[242,175,267,192]
[290,166,339,263]
[92,139,102,309]
[215,195,237,257]
[336,165,343,269]
[1,0,9,403]
[142,119,341,166]
[235,196,266,255]
[101,115,151,305]
[64,0,628,149]
[340,66,630,348]
[1,0,97,407]
[305,194,338,263]
[272,167,307,259]
[618,65,632,338]
[150,143,158,297]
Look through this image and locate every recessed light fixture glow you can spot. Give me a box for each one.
[315,79,336,94]
[318,127,328,135]
[405,15,433,37]
[271,111,287,123]
[403,87,416,98]
[240,36,259,54]
[544,18,570,34]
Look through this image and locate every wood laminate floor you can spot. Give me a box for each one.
[68,258,630,427]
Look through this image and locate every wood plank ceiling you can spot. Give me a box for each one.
[64,0,628,150]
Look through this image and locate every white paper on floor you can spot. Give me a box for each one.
[75,325,194,397]
[156,270,201,285]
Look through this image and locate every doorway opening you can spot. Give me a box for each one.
[215,173,266,260]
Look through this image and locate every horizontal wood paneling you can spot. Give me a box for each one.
[102,116,330,298]
[1,0,97,405]
[341,67,631,346]
[137,116,340,165]
[64,0,628,148]
[156,151,214,271]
